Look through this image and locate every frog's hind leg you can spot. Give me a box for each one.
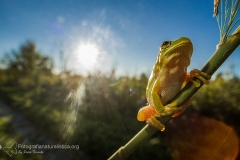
[172,99,191,117]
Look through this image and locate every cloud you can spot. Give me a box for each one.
[92,25,110,43]
[82,20,88,26]
[57,16,65,23]
[101,9,106,17]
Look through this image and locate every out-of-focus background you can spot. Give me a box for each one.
[0,0,239,159]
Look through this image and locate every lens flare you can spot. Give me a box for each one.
[109,77,123,86]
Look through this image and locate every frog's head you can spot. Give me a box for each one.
[158,37,193,67]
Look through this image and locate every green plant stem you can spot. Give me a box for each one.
[108,26,240,160]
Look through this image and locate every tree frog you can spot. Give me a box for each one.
[137,37,210,131]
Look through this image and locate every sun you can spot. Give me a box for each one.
[76,44,99,67]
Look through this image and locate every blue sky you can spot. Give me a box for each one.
[0,0,239,77]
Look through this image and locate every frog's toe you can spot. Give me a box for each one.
[189,69,211,87]
[146,116,165,131]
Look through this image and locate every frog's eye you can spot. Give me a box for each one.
[161,41,171,49]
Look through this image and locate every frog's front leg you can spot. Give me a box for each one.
[163,69,211,114]
[188,69,211,87]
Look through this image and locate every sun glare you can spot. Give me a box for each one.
[76,44,99,67]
